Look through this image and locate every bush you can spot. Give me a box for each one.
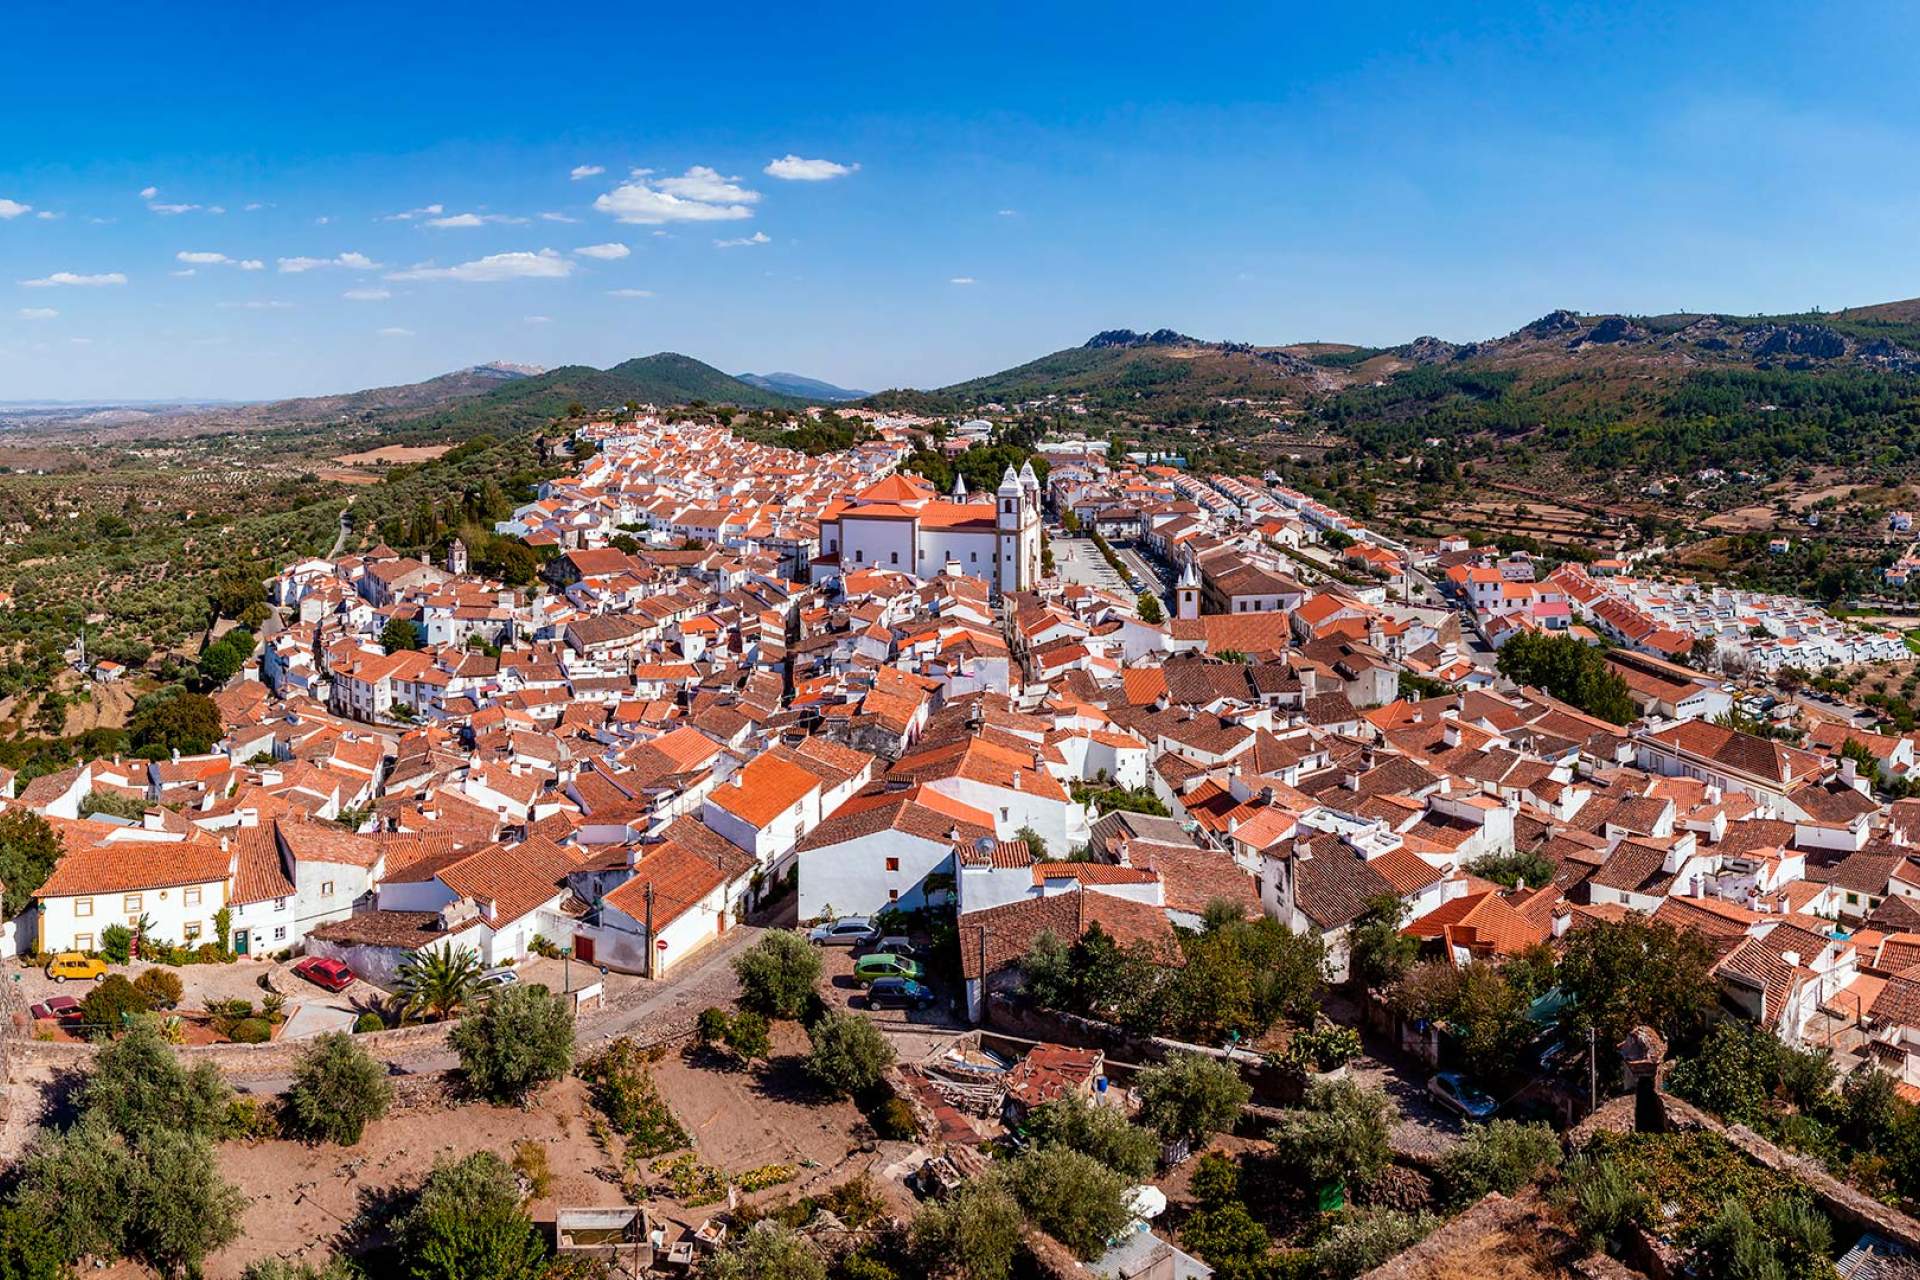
[100,923,133,964]
[703,1222,826,1280]
[1181,1202,1273,1277]
[79,974,151,1036]
[1558,1154,1650,1253]
[450,983,575,1103]
[230,1017,273,1044]
[1023,1094,1159,1180]
[725,1009,771,1061]
[1437,1120,1562,1207]
[805,1011,895,1097]
[132,968,184,1009]
[733,932,822,1020]
[240,1259,360,1280]
[872,1096,919,1141]
[355,1011,386,1033]
[78,1018,235,1141]
[397,1151,548,1280]
[1002,1146,1132,1259]
[288,1031,393,1145]
[1311,1210,1439,1279]
[1268,1079,1392,1191]
[909,1180,1024,1280]
[696,1006,732,1048]
[580,1040,689,1156]
[1133,1051,1250,1148]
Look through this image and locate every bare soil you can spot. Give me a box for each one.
[331,444,452,466]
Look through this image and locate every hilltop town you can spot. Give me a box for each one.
[7,399,1920,1279]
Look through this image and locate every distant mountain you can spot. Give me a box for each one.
[735,371,870,401]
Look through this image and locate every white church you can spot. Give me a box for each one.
[817,462,1044,595]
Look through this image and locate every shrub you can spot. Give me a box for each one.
[1267,1079,1392,1191]
[99,924,131,964]
[1311,1210,1439,1279]
[240,1259,360,1280]
[1558,1154,1650,1253]
[511,1140,552,1200]
[451,983,575,1103]
[132,968,184,1009]
[1001,1146,1132,1260]
[696,1006,732,1048]
[80,974,151,1036]
[909,1180,1023,1280]
[805,1011,894,1097]
[1181,1202,1272,1277]
[733,932,822,1020]
[78,1018,235,1140]
[230,1018,272,1043]
[1133,1051,1250,1148]
[871,1096,919,1141]
[1437,1119,1562,1207]
[355,1011,386,1033]
[397,1151,548,1280]
[725,1009,771,1062]
[703,1222,826,1280]
[581,1040,689,1156]
[1023,1093,1158,1180]
[1189,1152,1241,1210]
[287,1031,393,1145]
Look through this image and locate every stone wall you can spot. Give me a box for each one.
[4,1018,457,1080]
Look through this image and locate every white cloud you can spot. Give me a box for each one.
[997,209,1018,217]
[715,231,771,248]
[149,203,200,215]
[277,251,381,273]
[218,299,294,310]
[342,287,391,301]
[0,198,31,219]
[69,337,91,346]
[524,314,553,324]
[20,271,126,287]
[383,203,444,222]
[17,307,57,319]
[314,215,333,225]
[539,211,579,223]
[243,202,266,212]
[176,251,265,270]
[36,210,60,220]
[574,242,630,260]
[763,155,858,181]
[594,166,758,224]
[387,249,574,283]
[138,186,159,200]
[949,276,976,285]
[570,165,605,181]
[606,288,654,298]
[171,269,197,277]
[377,327,414,337]
[424,211,527,228]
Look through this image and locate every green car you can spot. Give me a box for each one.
[853,953,924,985]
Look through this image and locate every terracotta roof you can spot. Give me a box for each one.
[957,888,1179,980]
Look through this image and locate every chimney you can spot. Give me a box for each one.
[1782,950,1802,970]
[1012,771,1023,792]
[1115,836,1133,866]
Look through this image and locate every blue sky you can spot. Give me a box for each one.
[6,2,1920,401]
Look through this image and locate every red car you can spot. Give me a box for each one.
[29,996,81,1022]
[291,956,355,992]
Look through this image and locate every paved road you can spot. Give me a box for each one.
[326,502,353,559]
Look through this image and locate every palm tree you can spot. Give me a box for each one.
[397,944,482,1021]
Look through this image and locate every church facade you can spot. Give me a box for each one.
[818,464,1044,595]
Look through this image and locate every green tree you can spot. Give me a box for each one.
[397,1152,548,1280]
[131,1126,248,1275]
[397,944,483,1021]
[1156,916,1324,1041]
[805,1010,895,1097]
[1268,1079,1393,1190]
[1136,593,1164,624]
[1133,1052,1250,1149]
[1494,632,1635,724]
[78,1017,235,1138]
[1023,1093,1159,1179]
[704,1223,826,1280]
[1437,1120,1562,1207]
[732,931,822,1020]
[287,1031,394,1144]
[1181,1203,1272,1280]
[1347,895,1418,993]
[450,983,576,1103]
[0,809,63,916]
[240,1259,360,1280]
[909,1179,1024,1280]
[128,687,222,758]
[0,1203,70,1280]
[1002,1146,1133,1259]
[1558,916,1718,1053]
[380,615,420,651]
[1311,1209,1439,1280]
[1668,1022,1782,1126]
[724,1009,771,1062]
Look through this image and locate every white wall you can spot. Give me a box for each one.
[40,876,228,954]
[797,831,953,921]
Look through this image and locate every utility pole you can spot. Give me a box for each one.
[644,882,656,981]
[1588,1025,1597,1117]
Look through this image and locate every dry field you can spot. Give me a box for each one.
[330,444,453,466]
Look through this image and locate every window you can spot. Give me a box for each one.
[970,551,978,562]
[321,880,335,896]
[274,927,287,942]
[123,893,142,914]
[184,886,202,907]
[1847,892,1860,905]
[75,897,93,918]
[885,857,901,873]
[890,551,899,564]
[888,889,900,903]
[854,548,864,562]
[184,922,202,941]
[274,897,287,912]
[74,933,93,953]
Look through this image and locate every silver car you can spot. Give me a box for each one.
[808,916,878,946]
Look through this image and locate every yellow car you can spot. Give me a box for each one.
[45,952,108,983]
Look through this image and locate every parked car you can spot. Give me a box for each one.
[291,955,355,993]
[1427,1071,1499,1120]
[852,953,924,985]
[29,995,81,1021]
[867,936,919,960]
[866,977,936,1010]
[477,968,521,990]
[44,953,107,983]
[808,916,878,947]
